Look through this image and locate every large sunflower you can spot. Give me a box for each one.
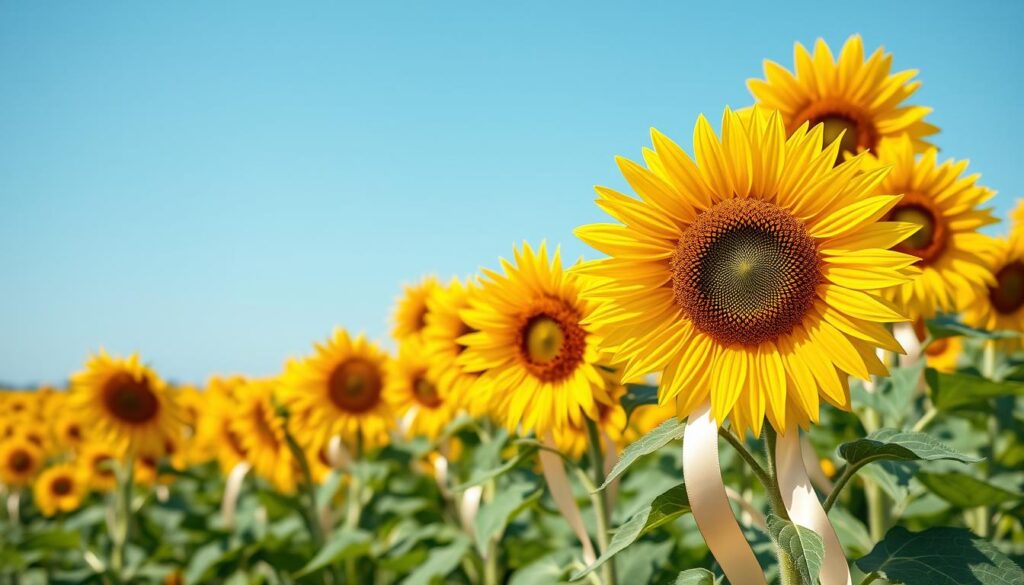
[422,277,490,415]
[33,464,85,517]
[575,108,919,435]
[0,437,44,487]
[230,379,296,493]
[70,351,182,455]
[392,276,441,343]
[386,340,457,441]
[869,136,996,321]
[963,201,1024,341]
[457,242,607,436]
[748,35,937,159]
[281,330,393,452]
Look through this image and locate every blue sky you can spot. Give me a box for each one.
[2,1,1021,385]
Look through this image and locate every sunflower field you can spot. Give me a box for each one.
[3,35,1024,585]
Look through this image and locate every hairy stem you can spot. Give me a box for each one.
[585,418,616,585]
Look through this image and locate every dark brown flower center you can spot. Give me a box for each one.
[990,260,1024,315]
[795,101,879,161]
[9,450,32,473]
[101,372,160,424]
[328,358,384,413]
[516,298,587,383]
[412,375,443,408]
[672,198,821,346]
[51,476,73,496]
[886,193,946,265]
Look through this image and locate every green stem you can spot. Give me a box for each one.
[911,406,938,433]
[110,452,134,581]
[980,340,998,539]
[719,427,773,489]
[761,426,789,520]
[822,464,857,512]
[344,433,365,585]
[859,571,882,585]
[585,418,616,585]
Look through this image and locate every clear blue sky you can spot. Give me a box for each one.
[2,1,1021,386]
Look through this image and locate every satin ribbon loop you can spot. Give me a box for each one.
[539,433,597,565]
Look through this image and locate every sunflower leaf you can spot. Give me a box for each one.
[473,481,540,555]
[674,568,718,585]
[838,428,981,467]
[294,529,372,578]
[400,535,471,585]
[767,514,824,585]
[621,383,659,421]
[926,314,1020,340]
[570,483,690,581]
[597,417,685,491]
[855,526,1024,584]
[917,471,1023,508]
[925,369,1024,410]
[452,445,537,491]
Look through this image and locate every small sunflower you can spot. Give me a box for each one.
[194,376,249,472]
[53,412,88,452]
[281,330,393,451]
[748,35,937,159]
[575,108,919,435]
[869,136,997,321]
[70,351,182,455]
[0,437,44,487]
[923,335,962,373]
[458,242,607,436]
[386,340,457,441]
[552,369,627,459]
[230,379,296,493]
[963,201,1024,342]
[422,278,490,415]
[392,276,441,343]
[33,464,85,517]
[78,443,120,492]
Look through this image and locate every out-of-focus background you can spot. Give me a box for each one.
[2,0,1021,385]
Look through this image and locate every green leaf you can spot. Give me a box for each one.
[598,417,685,491]
[827,507,873,558]
[508,550,574,585]
[838,428,980,467]
[20,529,80,550]
[316,469,344,509]
[856,526,1024,584]
[622,383,659,421]
[473,481,539,555]
[767,515,824,585]
[852,362,923,424]
[926,314,1019,340]
[674,568,717,585]
[452,445,536,491]
[570,483,690,581]
[917,472,1023,508]
[400,535,471,585]
[294,529,372,577]
[926,369,1024,410]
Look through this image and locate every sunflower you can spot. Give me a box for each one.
[78,443,120,492]
[923,335,962,373]
[0,437,44,487]
[458,242,607,436]
[230,379,296,493]
[423,278,490,415]
[748,35,937,159]
[552,368,627,459]
[392,276,441,343]
[53,412,88,452]
[386,340,457,441]
[963,202,1024,342]
[33,464,85,517]
[70,351,182,455]
[866,136,997,321]
[574,107,919,435]
[194,376,250,472]
[281,330,393,452]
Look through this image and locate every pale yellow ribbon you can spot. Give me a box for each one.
[683,400,767,585]
[539,432,597,565]
[776,429,851,585]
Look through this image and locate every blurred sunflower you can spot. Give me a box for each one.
[33,464,85,517]
[868,136,997,321]
[552,369,627,459]
[53,412,88,452]
[70,351,182,455]
[575,108,918,435]
[194,376,249,472]
[230,379,296,493]
[748,35,937,159]
[392,276,441,343]
[922,335,962,373]
[282,330,393,451]
[386,340,457,441]
[458,242,607,436]
[423,278,490,416]
[963,201,1024,341]
[78,443,120,492]
[0,437,44,487]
